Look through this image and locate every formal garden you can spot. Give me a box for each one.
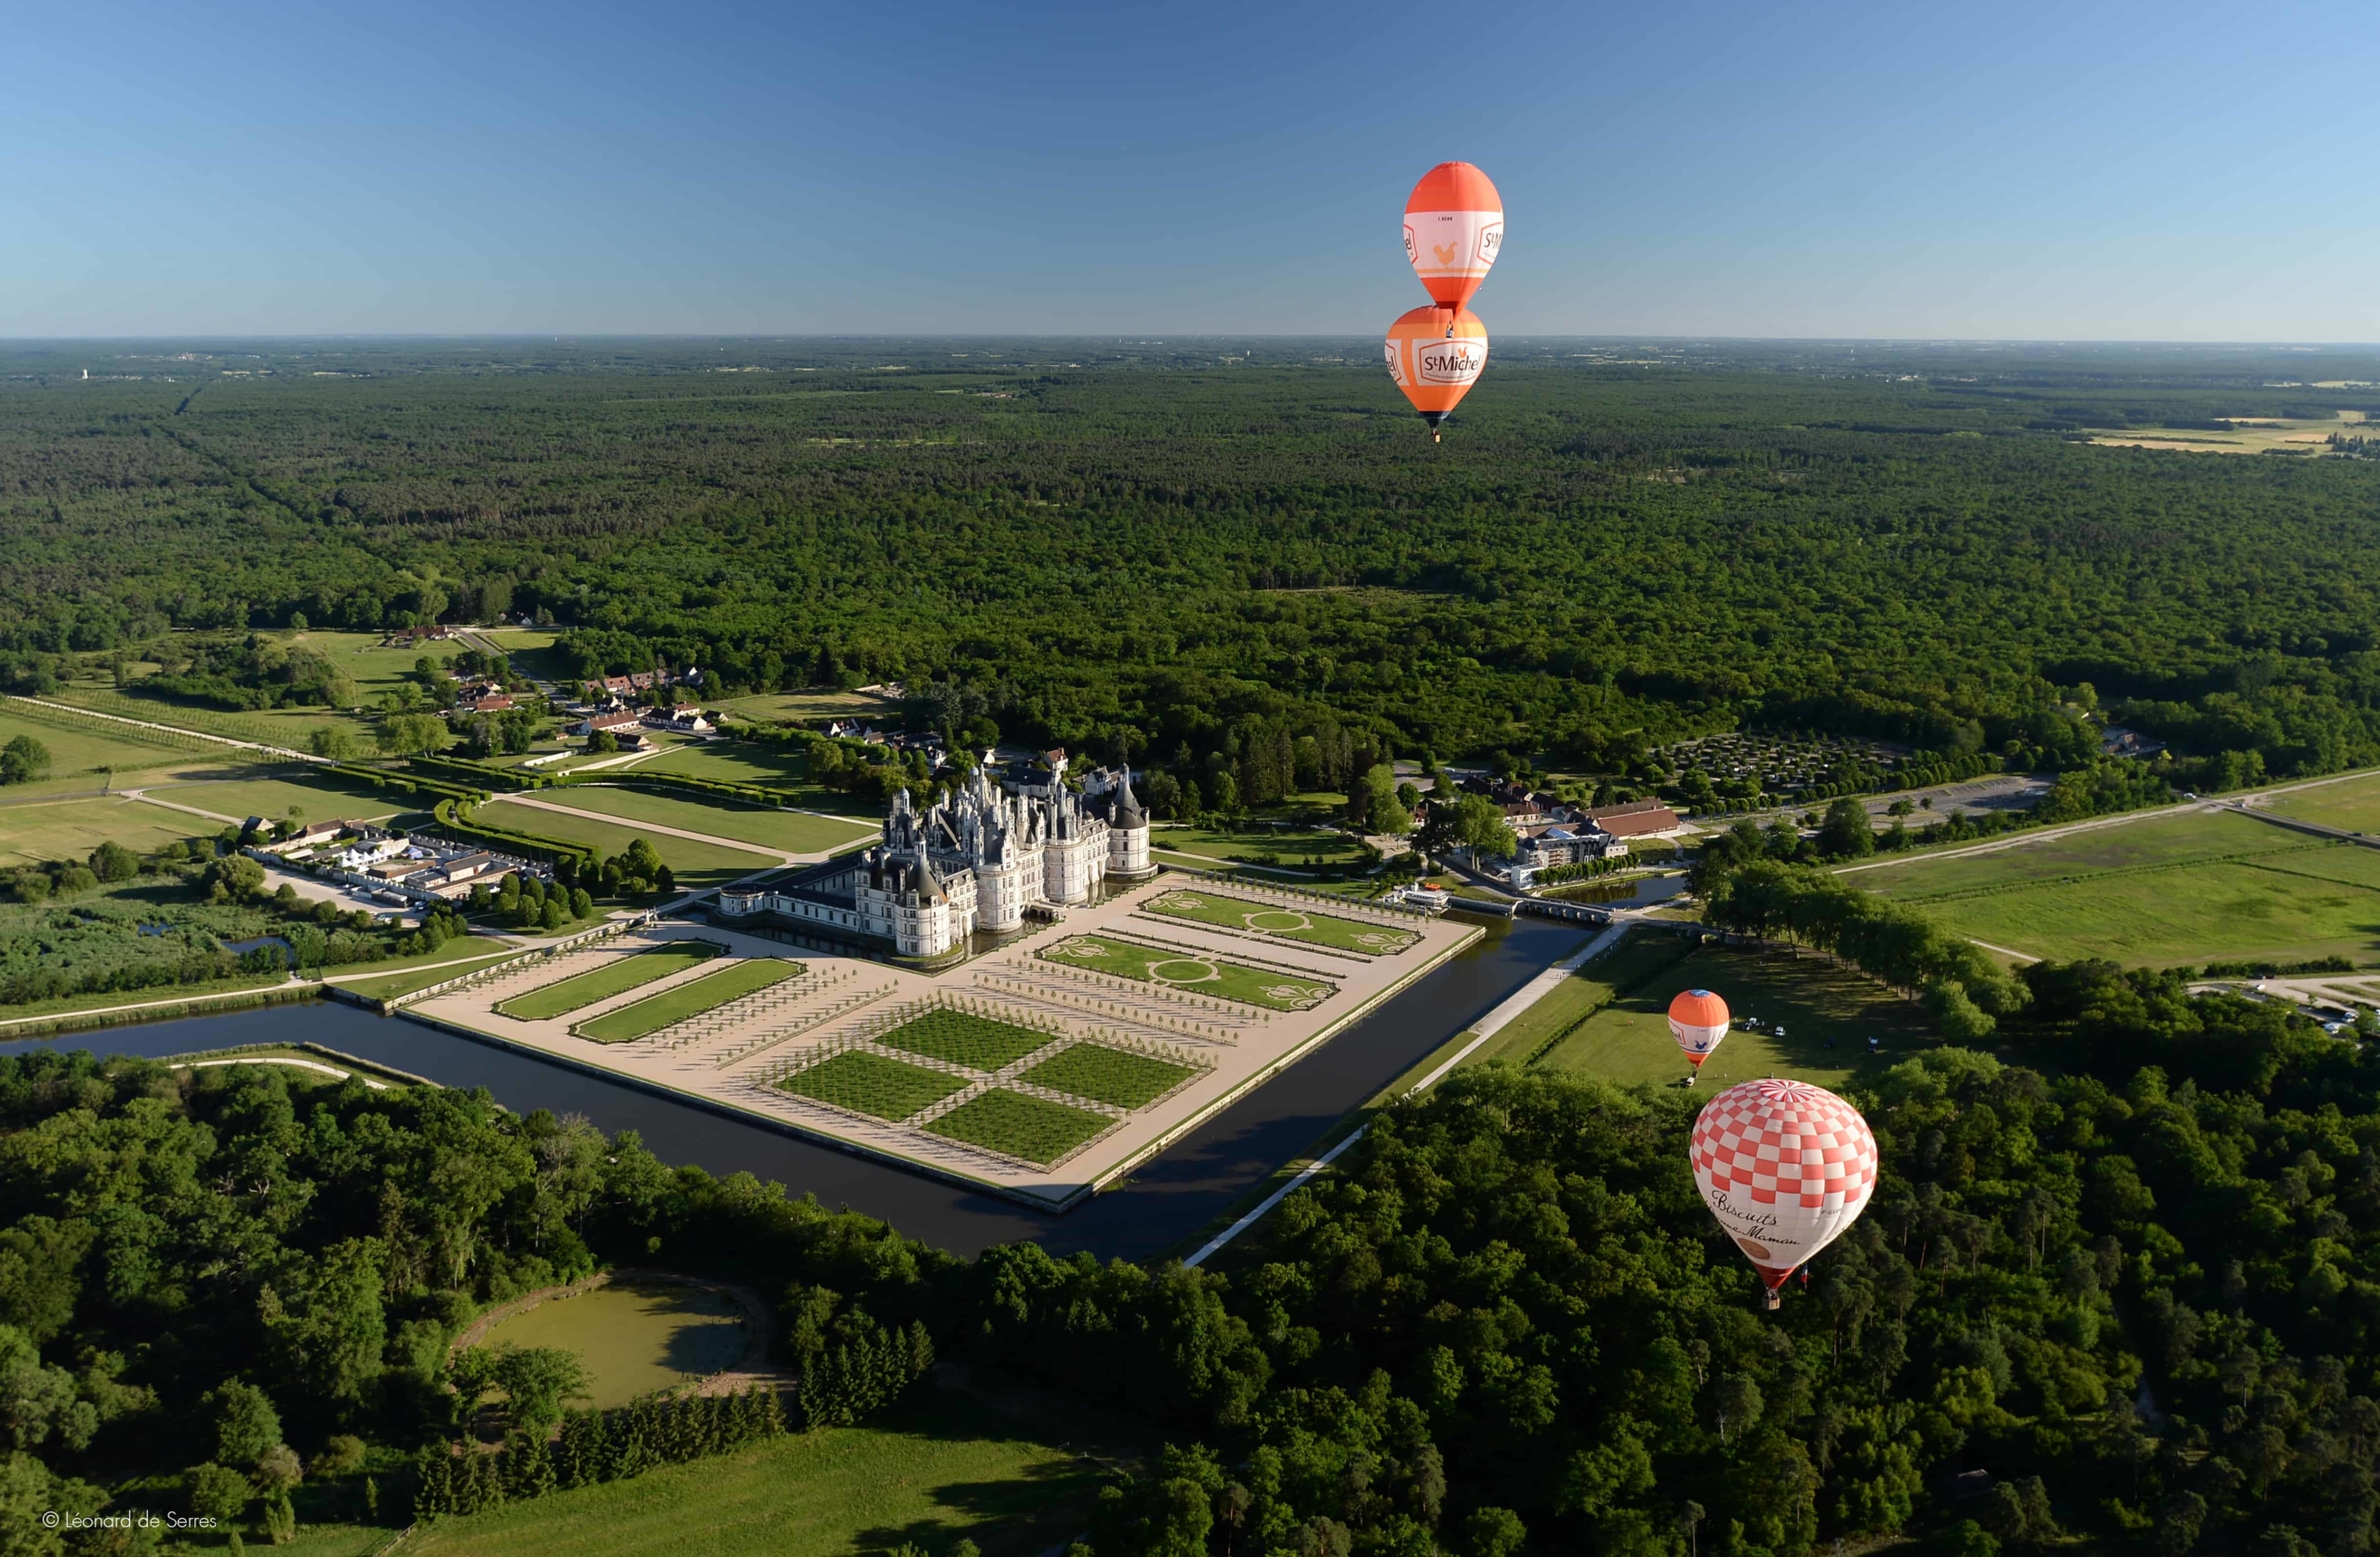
[1138,888,1418,954]
[571,957,805,1044]
[1038,933,1332,1011]
[922,1087,1113,1166]
[494,941,722,1022]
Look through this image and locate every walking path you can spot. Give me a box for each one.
[7,694,320,765]
[1833,767,2380,878]
[486,792,845,865]
[180,1055,391,1089]
[120,788,242,825]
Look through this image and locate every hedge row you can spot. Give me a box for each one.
[413,1387,788,1520]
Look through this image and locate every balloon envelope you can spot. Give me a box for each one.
[1688,1077,1878,1291]
[1668,988,1730,1068]
[1404,162,1504,310]
[1384,306,1488,438]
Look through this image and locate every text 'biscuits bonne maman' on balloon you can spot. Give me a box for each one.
[1668,988,1731,1077]
[1383,307,1488,442]
[1404,162,1504,311]
[1687,1077,1878,1310]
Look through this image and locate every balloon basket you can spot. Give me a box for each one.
[1761,1287,1781,1313]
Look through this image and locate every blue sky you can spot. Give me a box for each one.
[5,0,2375,338]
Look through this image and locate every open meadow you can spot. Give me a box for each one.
[481,796,782,885]
[636,743,879,815]
[546,783,876,855]
[401,1391,1104,1557]
[2270,772,2380,835]
[1528,942,1941,1092]
[1860,809,2380,966]
[472,1278,749,1408]
[140,772,411,827]
[0,795,214,867]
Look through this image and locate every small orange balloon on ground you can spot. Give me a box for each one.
[1383,306,1488,440]
[1404,162,1504,310]
[1668,988,1731,1074]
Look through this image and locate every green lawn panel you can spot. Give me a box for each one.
[573,957,804,1043]
[1140,888,1419,954]
[776,1049,966,1122]
[1038,933,1333,1010]
[1018,1043,1196,1110]
[874,1008,1054,1070]
[495,943,721,1021]
[923,1088,1111,1166]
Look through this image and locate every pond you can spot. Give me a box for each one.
[1544,872,1690,906]
[473,1278,747,1407]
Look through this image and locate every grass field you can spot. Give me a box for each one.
[711,690,892,722]
[1019,1042,1197,1109]
[143,772,407,827]
[0,973,298,1025]
[474,1278,748,1408]
[641,742,868,810]
[876,1008,1055,1070]
[1467,932,1693,1067]
[58,682,363,749]
[574,957,805,1043]
[1150,821,1373,870]
[401,1391,1104,1557]
[480,797,781,887]
[0,795,215,866]
[777,1049,968,1121]
[0,705,220,786]
[321,934,515,979]
[546,784,876,854]
[1532,943,1941,1092]
[1140,888,1419,954]
[496,943,722,1022]
[924,1087,1112,1165]
[1861,810,2380,966]
[2270,773,2380,835]
[1039,933,1334,1010]
[331,947,523,1000]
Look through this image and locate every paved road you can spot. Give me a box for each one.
[1837,766,2380,878]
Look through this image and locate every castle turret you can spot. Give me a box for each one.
[1106,764,1155,877]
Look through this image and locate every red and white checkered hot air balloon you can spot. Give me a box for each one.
[1688,1077,1879,1309]
[1668,988,1729,1082]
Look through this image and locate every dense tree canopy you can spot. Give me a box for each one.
[4,340,2377,784]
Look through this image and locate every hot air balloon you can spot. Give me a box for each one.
[1688,1077,1878,1310]
[1668,988,1730,1082]
[1404,162,1504,311]
[1384,306,1488,441]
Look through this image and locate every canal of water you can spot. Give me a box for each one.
[0,915,1589,1260]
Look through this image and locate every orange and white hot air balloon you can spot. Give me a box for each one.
[1404,162,1503,311]
[1668,988,1730,1081]
[1384,306,1488,440]
[1688,1078,1879,1310]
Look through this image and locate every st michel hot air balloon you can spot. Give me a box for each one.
[1668,988,1730,1083]
[1404,162,1504,310]
[1384,306,1488,441]
[1688,1077,1878,1310]
[1384,162,1503,441]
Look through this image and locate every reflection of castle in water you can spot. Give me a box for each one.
[717,756,1154,958]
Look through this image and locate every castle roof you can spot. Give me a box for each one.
[1112,766,1146,827]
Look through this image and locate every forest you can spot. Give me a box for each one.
[3,340,2379,788]
[5,953,2377,1557]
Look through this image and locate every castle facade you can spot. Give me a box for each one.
[718,759,1154,958]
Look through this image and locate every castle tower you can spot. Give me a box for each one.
[1106,765,1155,878]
